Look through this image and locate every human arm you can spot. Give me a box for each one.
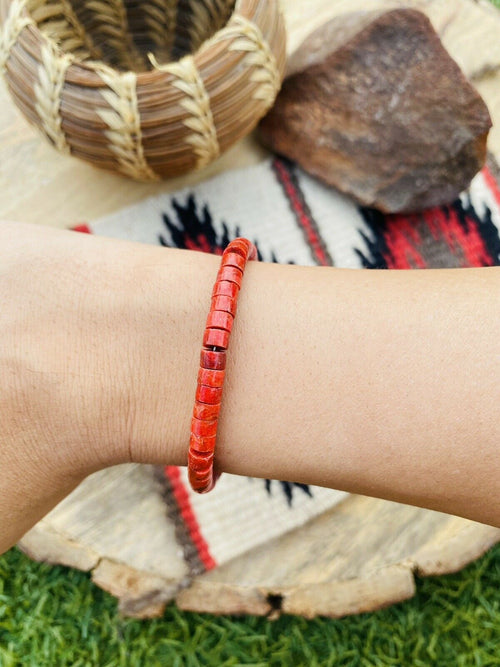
[0,221,498,554]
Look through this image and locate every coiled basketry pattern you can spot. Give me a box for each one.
[0,0,286,179]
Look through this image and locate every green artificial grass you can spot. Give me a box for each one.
[0,542,499,666]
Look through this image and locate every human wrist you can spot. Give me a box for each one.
[118,244,222,469]
[0,222,217,478]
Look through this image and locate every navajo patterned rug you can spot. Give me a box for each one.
[75,156,500,575]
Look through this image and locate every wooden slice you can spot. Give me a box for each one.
[5,0,500,618]
[18,465,500,618]
[176,496,500,618]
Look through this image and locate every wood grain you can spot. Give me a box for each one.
[176,496,499,617]
[8,0,500,618]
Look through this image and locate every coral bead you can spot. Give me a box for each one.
[198,368,225,388]
[191,417,218,438]
[188,449,213,472]
[211,294,236,315]
[190,433,217,453]
[217,265,243,286]
[224,238,253,260]
[222,251,246,272]
[196,384,223,404]
[205,310,234,333]
[200,349,227,370]
[212,280,239,299]
[193,401,221,421]
[188,469,213,493]
[203,328,230,349]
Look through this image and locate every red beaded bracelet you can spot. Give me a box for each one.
[188,238,257,494]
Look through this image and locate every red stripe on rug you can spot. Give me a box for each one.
[272,159,332,266]
[483,165,500,210]
[72,224,92,233]
[383,214,427,269]
[383,198,495,269]
[425,205,494,267]
[163,465,217,571]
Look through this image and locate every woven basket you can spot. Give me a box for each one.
[0,0,286,180]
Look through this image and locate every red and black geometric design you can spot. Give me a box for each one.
[265,479,313,506]
[159,194,231,256]
[356,169,500,271]
[159,193,286,265]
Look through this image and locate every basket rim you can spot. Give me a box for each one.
[5,0,269,85]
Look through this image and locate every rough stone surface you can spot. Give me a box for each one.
[259,9,492,213]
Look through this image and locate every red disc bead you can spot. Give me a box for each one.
[205,310,233,333]
[203,328,230,349]
[200,349,226,370]
[224,238,252,259]
[196,384,223,404]
[188,450,213,472]
[189,467,211,480]
[193,401,221,421]
[190,433,217,453]
[217,265,243,286]
[212,280,239,299]
[188,469,213,492]
[211,294,236,315]
[191,417,218,438]
[221,251,247,272]
[189,464,212,479]
[189,465,213,481]
[188,461,211,477]
[188,467,211,484]
[197,367,225,388]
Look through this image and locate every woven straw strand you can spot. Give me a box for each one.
[151,53,220,169]
[0,0,33,72]
[83,0,142,70]
[142,0,178,57]
[34,38,73,152]
[95,65,158,180]
[228,14,280,108]
[26,0,100,60]
[187,0,232,52]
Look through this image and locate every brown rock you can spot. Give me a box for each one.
[259,9,492,213]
